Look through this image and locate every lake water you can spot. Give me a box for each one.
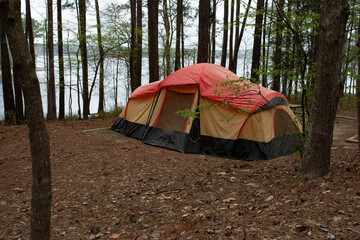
[0,55,149,120]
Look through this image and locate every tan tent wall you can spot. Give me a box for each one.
[199,97,247,140]
[278,105,303,133]
[119,108,125,118]
[123,90,167,126]
[125,93,156,124]
[238,108,275,142]
[238,105,301,142]
[124,86,197,128]
[147,89,167,126]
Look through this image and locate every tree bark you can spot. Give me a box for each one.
[0,13,16,125]
[162,0,171,76]
[220,0,228,67]
[47,0,57,120]
[211,0,216,64]
[197,0,210,63]
[175,0,182,71]
[271,0,284,92]
[1,1,52,239]
[135,0,142,87]
[148,0,159,81]
[25,0,35,62]
[181,10,185,68]
[79,0,89,119]
[281,0,291,96]
[228,0,234,66]
[230,0,240,70]
[250,0,264,83]
[58,0,65,119]
[357,7,360,156]
[66,33,73,117]
[301,0,349,178]
[76,49,82,118]
[130,0,136,92]
[95,0,105,112]
[13,61,25,123]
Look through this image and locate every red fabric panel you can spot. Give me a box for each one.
[128,63,287,114]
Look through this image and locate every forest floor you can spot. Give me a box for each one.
[0,105,359,240]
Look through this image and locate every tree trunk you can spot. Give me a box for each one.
[66,33,73,117]
[287,43,296,99]
[148,0,159,81]
[13,62,25,123]
[228,0,234,67]
[130,0,136,92]
[281,0,292,96]
[76,49,82,118]
[163,0,171,76]
[230,0,240,70]
[211,0,216,64]
[220,0,228,67]
[95,0,105,112]
[271,0,284,92]
[181,12,185,68]
[250,0,264,83]
[79,0,89,119]
[234,0,240,50]
[301,0,349,178]
[263,0,272,87]
[25,0,35,62]
[1,1,52,239]
[47,0,57,120]
[88,52,101,106]
[197,0,210,63]
[135,0,142,87]
[58,0,65,119]
[175,0,182,71]
[261,0,268,86]
[0,13,16,125]
[229,0,251,73]
[357,8,360,156]
[114,59,119,109]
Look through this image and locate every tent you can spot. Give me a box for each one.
[111,63,303,160]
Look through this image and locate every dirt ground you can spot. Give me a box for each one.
[0,111,359,239]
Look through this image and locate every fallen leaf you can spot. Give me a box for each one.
[327,232,335,239]
[109,233,120,239]
[333,216,342,222]
[223,198,236,203]
[265,195,274,201]
[13,188,24,193]
[159,194,172,200]
[246,183,258,187]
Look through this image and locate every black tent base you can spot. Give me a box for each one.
[111,117,303,161]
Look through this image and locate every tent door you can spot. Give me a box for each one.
[155,90,195,132]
